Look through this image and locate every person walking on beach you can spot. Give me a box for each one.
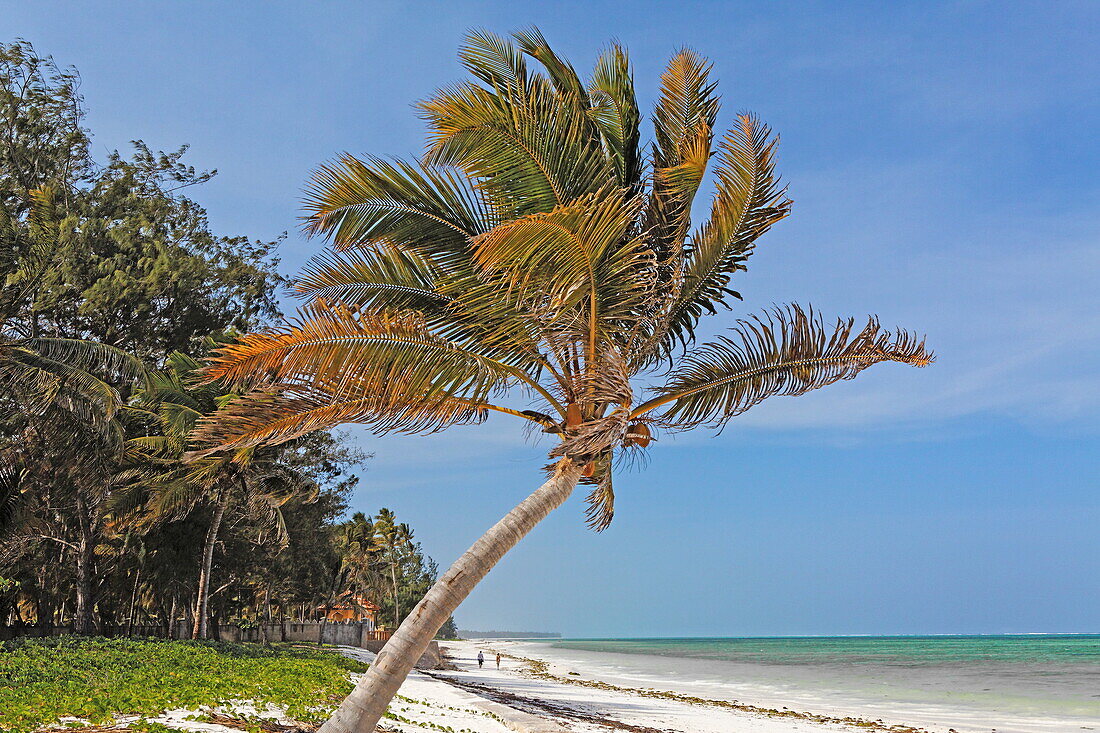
[495,652,501,669]
[477,651,484,668]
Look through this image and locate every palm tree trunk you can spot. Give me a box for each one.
[72,495,97,636]
[261,583,272,647]
[167,594,177,639]
[193,487,229,640]
[389,560,400,628]
[319,459,581,733]
[126,567,141,637]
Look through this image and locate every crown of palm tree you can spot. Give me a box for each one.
[195,29,931,531]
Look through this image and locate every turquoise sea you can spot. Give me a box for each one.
[551,633,1100,666]
[516,635,1100,731]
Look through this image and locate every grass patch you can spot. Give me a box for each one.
[0,636,369,733]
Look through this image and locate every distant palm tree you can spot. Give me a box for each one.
[322,511,384,641]
[372,509,414,628]
[128,351,314,639]
[196,30,931,731]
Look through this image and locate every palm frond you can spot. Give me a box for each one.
[471,190,656,344]
[638,305,932,430]
[646,49,720,266]
[192,302,552,454]
[201,303,518,403]
[293,247,451,314]
[513,27,589,105]
[588,43,641,189]
[0,454,28,538]
[581,453,615,532]
[25,338,147,385]
[190,386,494,457]
[419,52,612,218]
[2,347,123,424]
[303,156,489,265]
[651,114,792,357]
[458,29,530,90]
[652,49,720,171]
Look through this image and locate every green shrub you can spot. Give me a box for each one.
[0,637,368,732]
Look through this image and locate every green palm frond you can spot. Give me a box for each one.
[2,347,122,423]
[419,50,612,218]
[471,190,655,329]
[0,337,144,428]
[646,49,720,265]
[294,247,451,314]
[303,156,489,262]
[25,338,147,385]
[588,43,641,189]
[652,49,720,170]
[513,27,589,105]
[458,29,530,89]
[637,305,932,430]
[0,454,28,538]
[651,115,792,357]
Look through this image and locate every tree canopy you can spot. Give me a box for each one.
[0,39,448,641]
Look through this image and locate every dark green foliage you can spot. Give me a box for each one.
[0,40,421,643]
[0,40,90,217]
[0,40,280,362]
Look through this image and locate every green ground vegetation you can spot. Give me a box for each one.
[0,636,369,732]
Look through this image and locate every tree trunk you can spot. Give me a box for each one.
[166,594,177,639]
[318,459,581,733]
[126,567,141,637]
[192,488,229,640]
[389,560,400,628]
[72,495,98,635]
[261,583,272,647]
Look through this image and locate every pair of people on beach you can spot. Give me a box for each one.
[476,651,501,669]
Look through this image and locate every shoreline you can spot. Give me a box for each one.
[417,639,1097,733]
[464,643,931,732]
[431,641,932,732]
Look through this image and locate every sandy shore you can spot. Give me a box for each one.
[343,640,1095,733]
[130,641,1093,733]
[342,640,927,733]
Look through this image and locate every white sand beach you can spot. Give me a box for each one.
[334,640,1097,733]
[337,642,875,733]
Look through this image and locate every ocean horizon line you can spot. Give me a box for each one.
[540,631,1100,641]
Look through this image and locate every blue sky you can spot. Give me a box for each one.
[7,1,1099,636]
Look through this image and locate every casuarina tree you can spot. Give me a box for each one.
[194,29,932,732]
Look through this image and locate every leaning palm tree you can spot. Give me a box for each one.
[194,30,931,732]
